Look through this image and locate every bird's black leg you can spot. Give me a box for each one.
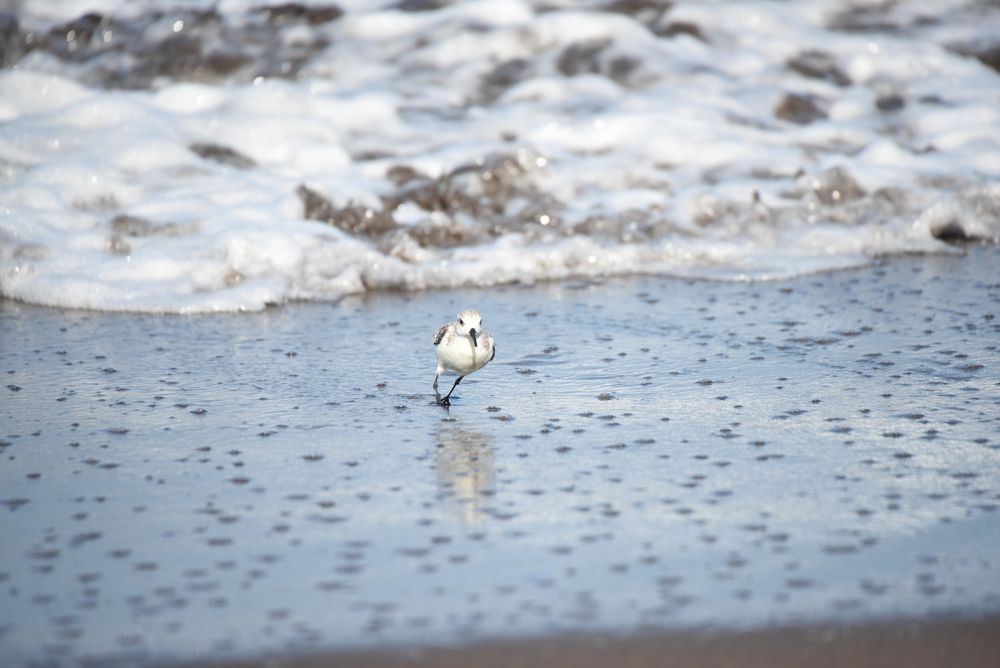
[438,375,463,406]
[432,373,439,391]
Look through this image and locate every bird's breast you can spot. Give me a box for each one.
[472,336,494,368]
[437,334,494,374]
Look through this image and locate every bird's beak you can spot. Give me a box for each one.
[469,328,478,348]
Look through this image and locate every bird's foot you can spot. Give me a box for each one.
[437,395,451,406]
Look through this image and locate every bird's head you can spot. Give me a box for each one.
[456,309,484,348]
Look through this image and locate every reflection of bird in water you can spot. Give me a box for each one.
[435,426,495,525]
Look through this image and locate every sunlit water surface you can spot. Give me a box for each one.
[2,247,999,665]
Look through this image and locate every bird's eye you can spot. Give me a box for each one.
[459,319,464,326]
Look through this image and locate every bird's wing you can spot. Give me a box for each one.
[432,323,450,346]
[490,343,496,361]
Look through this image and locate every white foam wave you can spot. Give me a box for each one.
[2,1,999,313]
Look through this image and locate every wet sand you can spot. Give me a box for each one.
[213,618,1000,668]
[2,246,999,666]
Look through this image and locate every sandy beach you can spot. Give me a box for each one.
[2,245,999,666]
[214,619,1000,668]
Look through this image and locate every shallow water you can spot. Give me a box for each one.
[2,246,999,665]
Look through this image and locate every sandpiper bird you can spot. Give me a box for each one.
[432,309,495,406]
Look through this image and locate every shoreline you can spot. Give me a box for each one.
[203,617,1000,668]
[0,242,981,317]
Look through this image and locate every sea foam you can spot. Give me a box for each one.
[2,0,999,312]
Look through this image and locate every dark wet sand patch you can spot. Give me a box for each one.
[205,617,1000,668]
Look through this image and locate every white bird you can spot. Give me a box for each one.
[432,309,496,406]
